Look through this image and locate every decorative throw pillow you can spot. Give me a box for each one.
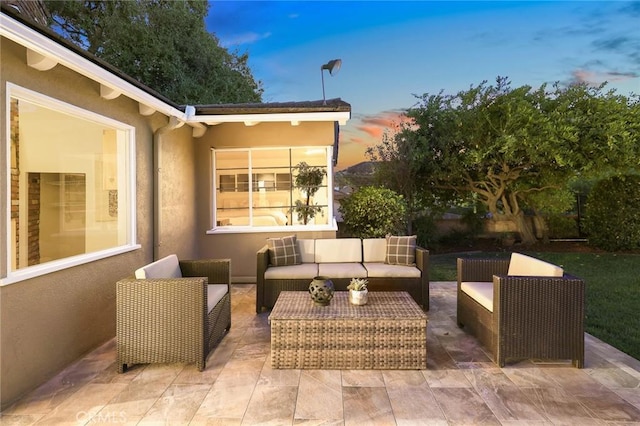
[267,235,302,266]
[385,235,417,266]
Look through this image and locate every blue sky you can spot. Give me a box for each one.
[206,1,640,170]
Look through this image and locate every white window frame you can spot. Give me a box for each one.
[2,83,139,285]
[208,146,337,234]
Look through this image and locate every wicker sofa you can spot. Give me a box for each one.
[256,236,429,313]
[457,253,585,368]
[116,255,231,372]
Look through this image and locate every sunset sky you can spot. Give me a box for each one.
[206,1,640,170]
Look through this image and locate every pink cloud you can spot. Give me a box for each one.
[336,111,418,170]
[349,136,367,146]
[356,125,385,138]
[355,110,412,139]
[571,69,638,86]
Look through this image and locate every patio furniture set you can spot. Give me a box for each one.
[256,236,430,312]
[115,238,585,373]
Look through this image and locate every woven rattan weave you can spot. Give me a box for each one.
[269,291,427,369]
[116,259,231,372]
[457,257,585,368]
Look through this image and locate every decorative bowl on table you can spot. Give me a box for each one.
[309,276,334,306]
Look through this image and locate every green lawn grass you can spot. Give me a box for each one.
[430,250,640,361]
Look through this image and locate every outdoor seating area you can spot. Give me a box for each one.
[3,282,640,424]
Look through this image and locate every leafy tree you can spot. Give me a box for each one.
[387,77,640,244]
[367,129,455,235]
[44,0,263,104]
[339,186,407,238]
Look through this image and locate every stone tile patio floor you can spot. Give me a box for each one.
[3,282,640,425]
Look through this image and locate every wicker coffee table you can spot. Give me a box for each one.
[268,291,427,369]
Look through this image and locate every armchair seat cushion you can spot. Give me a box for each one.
[363,262,421,278]
[264,263,318,279]
[460,281,494,312]
[318,262,367,278]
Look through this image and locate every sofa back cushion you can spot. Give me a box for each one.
[297,239,316,263]
[315,238,362,263]
[363,238,387,262]
[508,253,563,277]
[135,254,182,279]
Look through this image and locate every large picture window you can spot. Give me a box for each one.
[212,147,333,230]
[3,85,136,284]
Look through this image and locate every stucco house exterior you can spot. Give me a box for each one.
[0,4,350,408]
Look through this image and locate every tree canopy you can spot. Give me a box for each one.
[380,77,640,244]
[44,0,263,104]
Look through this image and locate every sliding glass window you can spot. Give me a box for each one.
[213,147,331,229]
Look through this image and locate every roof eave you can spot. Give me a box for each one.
[198,111,351,126]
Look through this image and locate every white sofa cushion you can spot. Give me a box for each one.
[264,263,319,279]
[461,281,494,312]
[135,254,182,279]
[363,238,387,263]
[508,253,563,277]
[208,284,229,312]
[315,238,362,263]
[297,239,316,263]
[318,263,368,279]
[363,262,421,278]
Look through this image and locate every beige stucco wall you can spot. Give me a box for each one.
[0,37,198,409]
[199,121,335,148]
[194,122,337,282]
[156,124,199,260]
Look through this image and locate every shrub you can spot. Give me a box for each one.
[413,214,438,248]
[339,186,407,238]
[546,215,580,239]
[583,174,640,251]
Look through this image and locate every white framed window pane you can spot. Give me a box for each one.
[213,147,332,229]
[214,151,249,226]
[8,90,134,274]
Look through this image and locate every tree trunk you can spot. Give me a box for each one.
[513,212,537,245]
[490,213,538,245]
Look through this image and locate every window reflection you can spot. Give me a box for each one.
[9,94,132,272]
[214,148,330,227]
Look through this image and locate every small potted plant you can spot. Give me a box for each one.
[347,278,368,305]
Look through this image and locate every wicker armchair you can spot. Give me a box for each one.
[457,257,585,368]
[116,258,231,372]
